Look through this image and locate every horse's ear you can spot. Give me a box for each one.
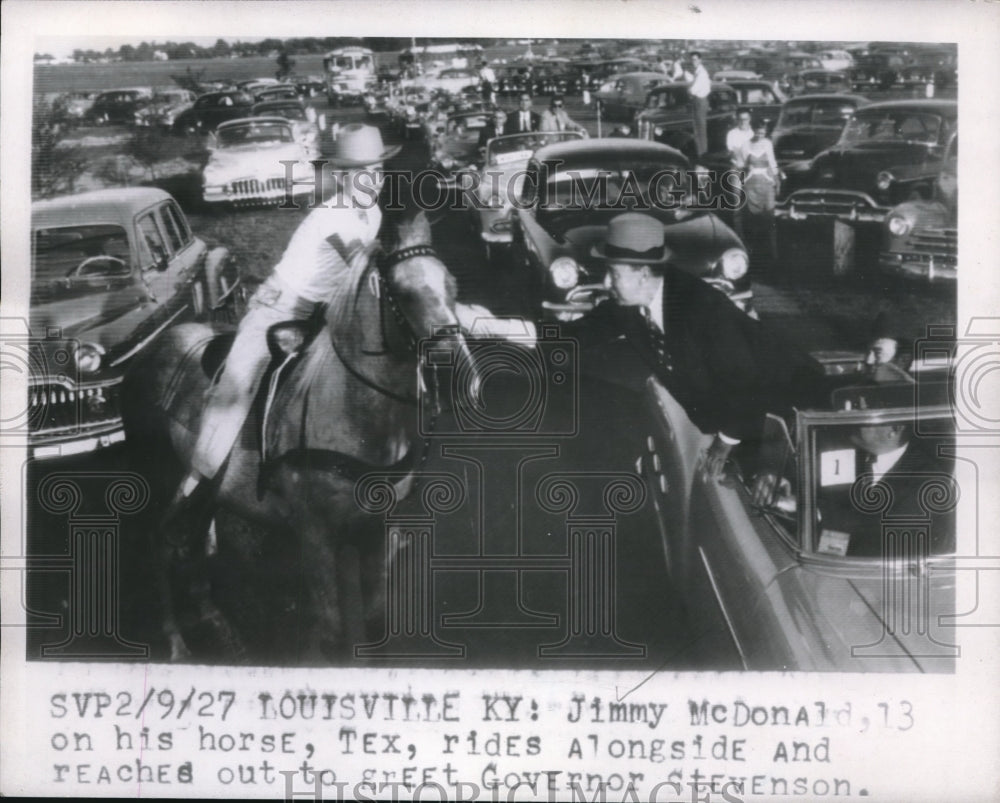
[396,210,432,248]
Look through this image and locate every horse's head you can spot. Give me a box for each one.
[381,212,483,409]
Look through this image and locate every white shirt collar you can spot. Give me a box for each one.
[645,277,665,332]
[871,443,908,482]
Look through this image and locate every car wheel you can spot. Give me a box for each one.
[182,121,200,137]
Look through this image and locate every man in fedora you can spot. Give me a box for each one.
[163,124,401,526]
[564,212,790,479]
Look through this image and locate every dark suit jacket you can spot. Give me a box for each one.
[561,264,797,442]
[504,110,540,135]
[819,443,956,557]
[478,123,501,149]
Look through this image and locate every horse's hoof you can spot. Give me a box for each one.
[168,635,193,662]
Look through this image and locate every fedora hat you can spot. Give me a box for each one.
[591,213,671,264]
[328,123,401,167]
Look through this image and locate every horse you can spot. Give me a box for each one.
[121,212,481,663]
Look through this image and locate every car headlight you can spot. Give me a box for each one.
[876,170,895,191]
[438,155,456,170]
[653,126,664,137]
[887,215,913,237]
[73,343,105,374]
[718,249,749,281]
[549,256,580,290]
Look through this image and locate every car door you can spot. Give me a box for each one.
[134,206,195,327]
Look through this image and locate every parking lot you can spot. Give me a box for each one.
[23,44,957,668]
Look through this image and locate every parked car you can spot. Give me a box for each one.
[408,67,480,98]
[783,69,853,97]
[633,81,738,164]
[849,53,909,92]
[473,130,585,259]
[594,71,671,122]
[817,49,855,71]
[250,84,301,104]
[250,99,323,159]
[292,74,326,97]
[880,134,957,283]
[202,118,317,206]
[713,69,764,83]
[28,188,240,459]
[770,93,870,166]
[133,88,196,129]
[777,100,957,223]
[641,370,957,671]
[721,79,786,130]
[428,110,494,190]
[54,90,97,121]
[172,90,254,135]
[510,139,751,320]
[585,57,649,89]
[86,88,153,125]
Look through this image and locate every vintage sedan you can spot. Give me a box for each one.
[407,67,480,98]
[510,139,751,320]
[770,93,870,166]
[250,99,323,159]
[594,72,671,123]
[28,188,239,459]
[633,81,738,163]
[172,90,254,135]
[133,88,196,129]
[880,134,956,283]
[251,84,301,104]
[783,69,853,97]
[473,130,585,258]
[777,100,957,223]
[86,88,153,125]
[202,118,317,206]
[427,110,493,190]
[722,79,786,129]
[849,53,909,92]
[817,49,855,71]
[641,370,958,671]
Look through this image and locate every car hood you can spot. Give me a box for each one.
[30,289,152,356]
[773,127,844,160]
[809,141,939,190]
[205,142,306,174]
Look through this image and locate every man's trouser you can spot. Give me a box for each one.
[190,274,316,480]
[691,96,709,157]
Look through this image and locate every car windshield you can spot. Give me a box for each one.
[533,159,697,231]
[32,224,132,285]
[486,132,581,165]
[779,100,857,128]
[645,89,686,110]
[217,122,293,146]
[259,105,307,120]
[840,110,944,145]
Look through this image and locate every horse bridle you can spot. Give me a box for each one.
[375,244,440,356]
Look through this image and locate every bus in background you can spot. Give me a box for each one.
[323,46,376,105]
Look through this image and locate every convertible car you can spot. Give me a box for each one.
[641,367,958,671]
[27,188,239,459]
[250,99,323,160]
[202,118,317,206]
[510,138,751,320]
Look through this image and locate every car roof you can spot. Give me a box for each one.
[252,100,304,112]
[216,116,292,130]
[855,99,958,117]
[723,79,777,88]
[32,188,173,227]
[605,71,670,82]
[532,137,686,164]
[783,93,870,105]
[648,80,735,92]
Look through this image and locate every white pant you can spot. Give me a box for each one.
[190,274,316,479]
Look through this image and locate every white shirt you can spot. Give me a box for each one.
[519,111,532,131]
[479,65,496,83]
[726,126,754,159]
[869,444,908,484]
[643,278,665,332]
[272,185,382,304]
[688,64,711,99]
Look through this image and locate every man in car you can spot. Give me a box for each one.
[539,95,586,134]
[478,109,507,150]
[504,93,540,134]
[161,124,401,529]
[560,212,801,479]
[864,311,911,380]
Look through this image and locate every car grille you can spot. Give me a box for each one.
[28,379,122,437]
[229,177,289,199]
[907,226,957,261]
[779,190,889,222]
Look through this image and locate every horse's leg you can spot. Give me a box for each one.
[298,520,345,664]
[337,544,367,652]
[360,530,390,643]
[153,534,193,662]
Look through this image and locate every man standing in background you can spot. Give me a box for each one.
[685,51,711,158]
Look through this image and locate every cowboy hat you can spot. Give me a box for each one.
[591,213,671,264]
[328,123,401,167]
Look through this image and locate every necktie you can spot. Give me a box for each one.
[522,112,529,132]
[557,115,564,132]
[857,450,878,489]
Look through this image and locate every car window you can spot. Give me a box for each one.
[709,90,736,113]
[159,202,190,253]
[743,88,772,104]
[137,213,168,267]
[32,224,132,283]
